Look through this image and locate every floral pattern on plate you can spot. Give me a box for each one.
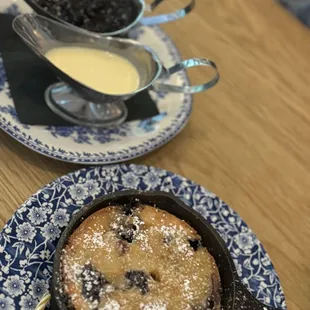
[0,1,192,164]
[0,165,286,309]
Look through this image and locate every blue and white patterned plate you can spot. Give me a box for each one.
[0,1,192,164]
[0,164,286,309]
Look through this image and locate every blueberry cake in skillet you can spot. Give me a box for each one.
[60,203,221,310]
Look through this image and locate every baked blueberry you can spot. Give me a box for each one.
[80,264,108,303]
[163,234,173,244]
[123,198,140,215]
[189,239,203,251]
[118,223,137,243]
[62,293,76,310]
[125,270,149,295]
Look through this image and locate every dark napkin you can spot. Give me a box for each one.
[0,14,159,126]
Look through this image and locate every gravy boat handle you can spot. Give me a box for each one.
[140,0,195,25]
[152,58,219,94]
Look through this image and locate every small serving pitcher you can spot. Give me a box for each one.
[13,14,219,127]
[24,0,195,37]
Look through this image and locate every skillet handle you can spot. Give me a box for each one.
[234,280,282,310]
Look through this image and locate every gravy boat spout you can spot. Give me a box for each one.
[13,13,219,127]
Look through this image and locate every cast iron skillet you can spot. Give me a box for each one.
[51,190,281,310]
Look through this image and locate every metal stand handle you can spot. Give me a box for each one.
[152,58,219,94]
[140,0,195,25]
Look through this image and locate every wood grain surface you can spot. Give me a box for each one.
[0,0,309,309]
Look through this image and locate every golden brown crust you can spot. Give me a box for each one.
[60,205,222,310]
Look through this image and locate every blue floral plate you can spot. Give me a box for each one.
[0,164,286,309]
[0,0,192,164]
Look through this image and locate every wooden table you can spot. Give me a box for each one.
[1,1,309,309]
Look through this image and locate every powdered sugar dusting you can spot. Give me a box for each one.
[135,228,152,252]
[82,231,107,248]
[183,279,194,301]
[159,225,194,258]
[100,299,120,310]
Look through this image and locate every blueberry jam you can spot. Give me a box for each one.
[34,0,139,33]
[125,270,149,295]
[80,264,109,303]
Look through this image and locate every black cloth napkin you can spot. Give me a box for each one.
[0,14,159,126]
